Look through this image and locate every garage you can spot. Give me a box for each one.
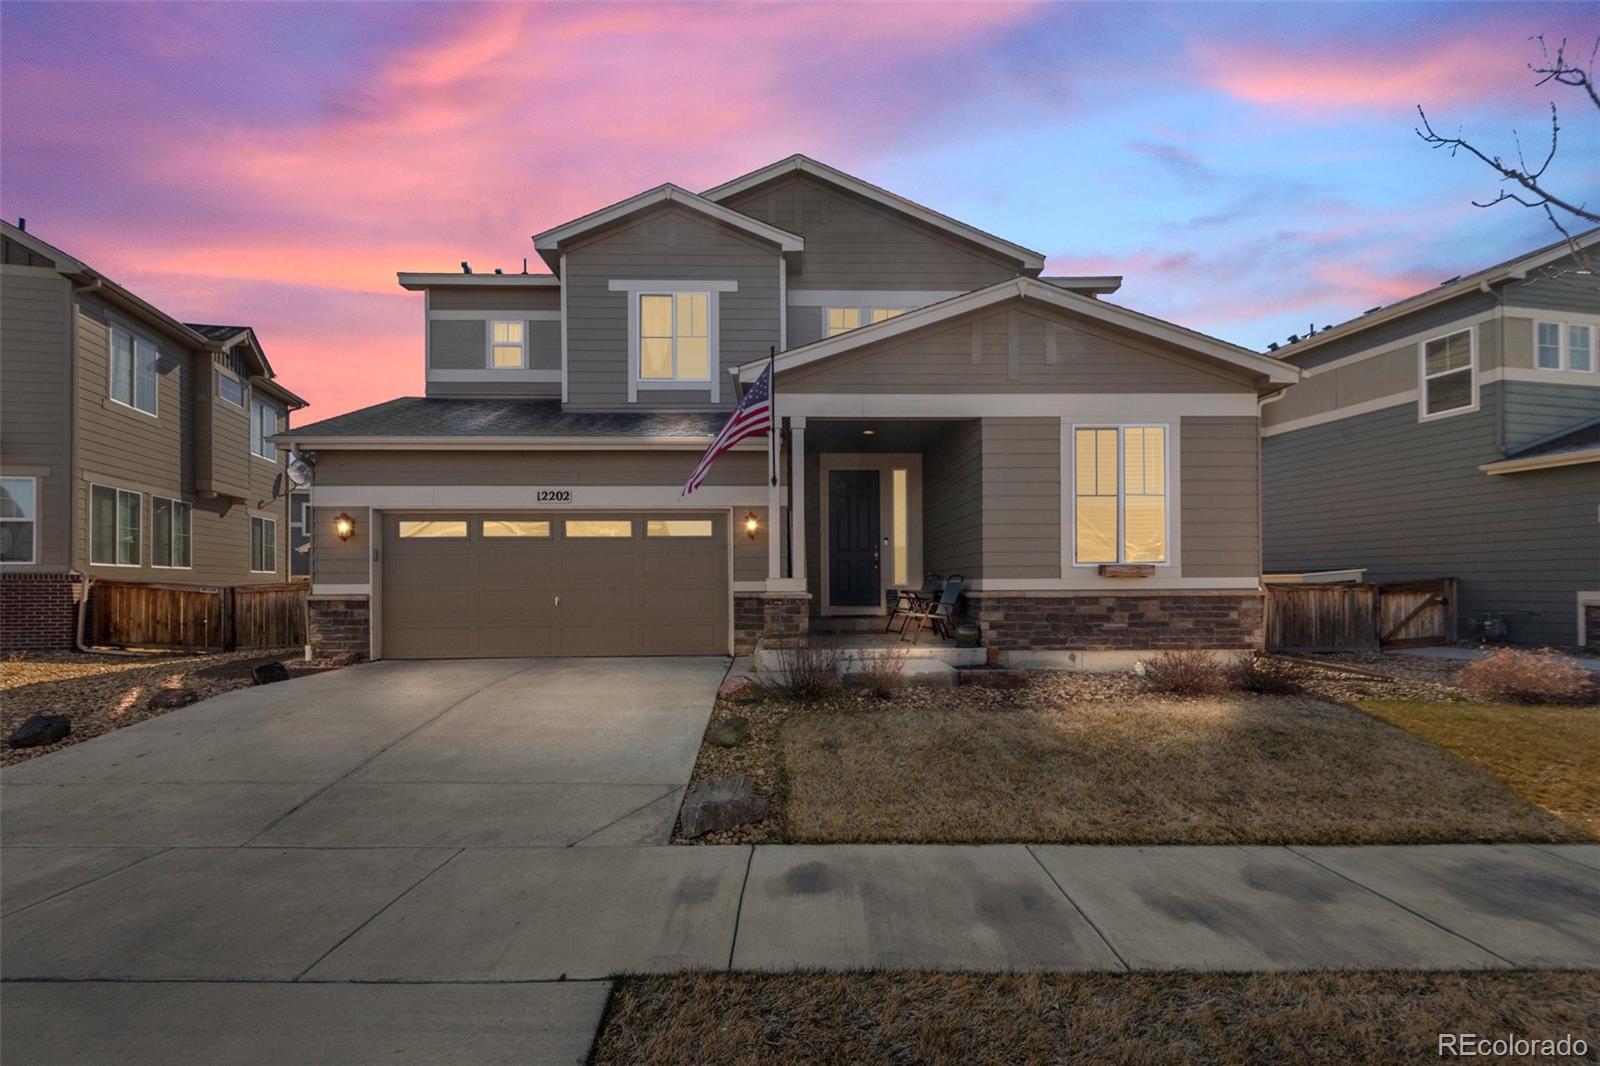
[380,512,729,658]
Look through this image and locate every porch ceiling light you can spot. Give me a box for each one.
[333,512,356,541]
[861,428,875,436]
[743,511,761,540]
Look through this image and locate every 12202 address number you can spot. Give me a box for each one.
[536,490,572,503]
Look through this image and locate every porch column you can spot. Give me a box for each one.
[789,417,806,583]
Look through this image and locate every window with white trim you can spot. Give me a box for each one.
[639,293,710,382]
[1536,322,1563,369]
[109,324,159,415]
[826,307,861,337]
[1073,426,1168,565]
[151,496,192,569]
[91,485,141,566]
[250,515,277,572]
[1538,320,1595,372]
[870,307,905,324]
[0,476,37,564]
[250,397,281,460]
[489,320,526,369]
[1420,329,1475,418]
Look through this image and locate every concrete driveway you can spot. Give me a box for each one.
[2,656,727,848]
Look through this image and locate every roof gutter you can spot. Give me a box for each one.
[1478,446,1600,475]
[269,435,763,451]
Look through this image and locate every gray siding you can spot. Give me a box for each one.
[312,448,764,488]
[922,419,984,579]
[427,319,560,372]
[1278,290,1497,371]
[1263,388,1599,646]
[732,506,768,584]
[427,286,559,312]
[1181,416,1260,579]
[980,418,1060,578]
[1503,380,1600,451]
[563,206,781,410]
[789,305,824,349]
[311,505,369,585]
[723,173,1020,291]
[1501,255,1600,314]
[0,268,73,568]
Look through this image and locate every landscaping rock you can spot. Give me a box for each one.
[957,667,1029,689]
[705,716,750,748]
[679,775,768,838]
[718,675,762,704]
[147,686,198,709]
[8,714,71,749]
[251,661,291,686]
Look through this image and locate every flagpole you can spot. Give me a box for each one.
[768,345,777,488]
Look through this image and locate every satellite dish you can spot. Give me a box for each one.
[287,450,314,489]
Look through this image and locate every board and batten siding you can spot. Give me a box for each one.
[0,268,73,568]
[1180,416,1260,579]
[1262,393,1599,646]
[562,206,781,411]
[722,173,1021,292]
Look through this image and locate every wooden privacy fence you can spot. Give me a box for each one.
[89,580,306,650]
[1265,579,1456,652]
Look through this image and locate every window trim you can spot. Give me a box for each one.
[0,475,38,566]
[249,514,278,573]
[1417,328,1479,422]
[1533,319,1597,374]
[217,367,246,407]
[1069,423,1172,568]
[150,495,193,570]
[486,319,528,370]
[827,305,909,338]
[107,322,160,418]
[611,279,734,403]
[250,396,282,461]
[89,482,142,568]
[635,291,712,387]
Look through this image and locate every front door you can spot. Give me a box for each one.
[828,469,881,608]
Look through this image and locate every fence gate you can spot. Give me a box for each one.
[1266,579,1455,652]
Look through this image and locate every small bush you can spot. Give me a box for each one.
[849,647,909,699]
[1459,647,1595,705]
[1228,655,1305,696]
[1142,650,1229,696]
[764,639,845,701]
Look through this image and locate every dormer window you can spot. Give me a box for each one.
[639,292,710,382]
[489,321,526,369]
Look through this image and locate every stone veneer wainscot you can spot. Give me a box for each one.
[961,590,1265,651]
[307,596,371,661]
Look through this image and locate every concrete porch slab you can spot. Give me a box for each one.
[0,846,165,916]
[1295,844,1600,967]
[306,846,748,981]
[0,980,611,1066]
[1,846,453,980]
[1031,845,1505,971]
[731,845,1122,972]
[1,782,323,847]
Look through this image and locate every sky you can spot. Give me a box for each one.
[3,1,1596,420]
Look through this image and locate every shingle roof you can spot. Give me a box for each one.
[1504,415,1600,461]
[280,397,730,440]
[185,323,251,342]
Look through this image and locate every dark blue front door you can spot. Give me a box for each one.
[828,469,880,607]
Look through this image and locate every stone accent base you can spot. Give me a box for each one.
[734,592,810,655]
[307,596,370,661]
[962,590,1265,652]
[1586,603,1600,654]
[1,573,83,651]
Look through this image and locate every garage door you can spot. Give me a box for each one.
[381,512,729,658]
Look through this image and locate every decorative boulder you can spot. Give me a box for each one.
[717,675,762,705]
[705,716,750,748]
[251,661,291,685]
[8,714,70,749]
[678,776,768,838]
[148,686,198,709]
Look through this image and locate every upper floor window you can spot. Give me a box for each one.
[109,324,159,415]
[489,320,526,369]
[1073,425,1168,566]
[250,397,281,460]
[91,484,141,567]
[1420,329,1475,419]
[1536,320,1594,373]
[218,370,245,407]
[828,306,906,337]
[639,292,709,382]
[0,476,37,565]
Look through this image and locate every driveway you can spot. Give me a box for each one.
[2,656,726,848]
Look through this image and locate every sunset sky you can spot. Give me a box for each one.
[4,2,1596,421]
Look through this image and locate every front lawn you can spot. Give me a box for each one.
[682,670,1593,845]
[590,971,1600,1066]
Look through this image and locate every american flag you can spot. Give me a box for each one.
[682,363,772,495]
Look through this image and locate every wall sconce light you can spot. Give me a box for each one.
[333,512,356,542]
[743,512,761,540]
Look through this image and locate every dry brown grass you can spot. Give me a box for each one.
[591,970,1600,1066]
[1459,647,1597,704]
[1359,699,1600,837]
[779,686,1587,844]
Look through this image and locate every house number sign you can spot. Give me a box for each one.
[536,490,573,503]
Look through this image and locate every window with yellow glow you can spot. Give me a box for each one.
[1074,426,1166,565]
[398,520,467,539]
[826,307,861,337]
[646,519,714,537]
[490,320,525,369]
[482,520,550,538]
[891,469,909,586]
[565,520,633,538]
[640,293,709,381]
[871,308,904,324]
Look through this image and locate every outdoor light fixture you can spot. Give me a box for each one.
[743,512,761,540]
[333,512,356,541]
[861,428,875,436]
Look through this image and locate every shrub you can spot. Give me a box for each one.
[1228,655,1305,696]
[1459,647,1595,705]
[849,647,909,698]
[763,639,845,701]
[1142,650,1229,696]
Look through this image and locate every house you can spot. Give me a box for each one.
[1261,229,1600,651]
[278,155,1297,664]
[0,220,308,650]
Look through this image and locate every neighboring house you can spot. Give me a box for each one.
[288,489,311,577]
[0,220,308,650]
[1261,230,1600,651]
[279,155,1297,663]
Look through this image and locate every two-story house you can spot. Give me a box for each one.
[280,155,1297,663]
[0,221,308,650]
[1262,230,1600,651]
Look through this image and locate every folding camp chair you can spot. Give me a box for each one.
[899,576,964,643]
[885,573,942,632]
